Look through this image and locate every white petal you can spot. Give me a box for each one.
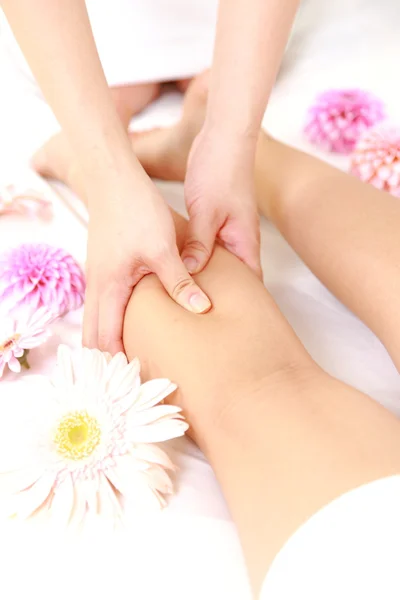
[127,405,183,428]
[0,466,44,496]
[131,443,176,471]
[15,470,57,520]
[146,465,174,494]
[82,472,100,514]
[106,356,140,403]
[7,354,21,373]
[69,479,88,529]
[134,379,177,410]
[79,348,107,397]
[55,345,75,389]
[129,418,188,443]
[108,463,163,511]
[50,473,74,526]
[97,472,122,523]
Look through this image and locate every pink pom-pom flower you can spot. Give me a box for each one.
[0,243,85,315]
[350,126,400,197]
[305,89,385,154]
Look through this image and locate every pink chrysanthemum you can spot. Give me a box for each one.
[0,306,54,378]
[0,243,85,315]
[305,89,385,154]
[0,184,52,219]
[350,126,400,197]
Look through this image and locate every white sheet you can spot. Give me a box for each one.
[0,2,400,598]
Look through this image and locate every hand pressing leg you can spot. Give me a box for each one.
[123,209,400,596]
[131,77,400,371]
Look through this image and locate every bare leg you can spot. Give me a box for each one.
[34,74,400,593]
[131,76,400,371]
[124,209,400,595]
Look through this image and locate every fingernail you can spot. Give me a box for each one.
[183,257,198,274]
[188,292,211,314]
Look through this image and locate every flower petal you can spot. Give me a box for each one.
[131,443,176,471]
[14,470,57,520]
[107,461,163,511]
[127,405,183,428]
[50,473,74,526]
[97,472,122,523]
[82,472,100,515]
[0,466,44,496]
[54,345,75,389]
[128,417,188,443]
[145,465,174,495]
[106,356,140,403]
[7,354,21,373]
[68,479,88,529]
[134,379,177,410]
[79,348,107,397]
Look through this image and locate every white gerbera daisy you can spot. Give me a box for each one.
[0,345,188,526]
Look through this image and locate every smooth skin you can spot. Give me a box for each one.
[1,0,299,356]
[37,78,400,596]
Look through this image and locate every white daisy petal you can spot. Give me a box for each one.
[134,379,178,410]
[82,473,100,515]
[129,418,189,443]
[108,464,163,511]
[97,472,122,523]
[15,471,57,520]
[127,405,183,428]
[0,467,44,496]
[0,345,183,526]
[106,357,140,403]
[7,354,21,373]
[55,345,75,389]
[79,348,107,397]
[131,443,176,471]
[69,480,88,529]
[50,473,74,526]
[146,465,174,494]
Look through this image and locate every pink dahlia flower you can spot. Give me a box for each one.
[0,243,85,315]
[350,126,400,197]
[0,306,55,378]
[305,89,385,154]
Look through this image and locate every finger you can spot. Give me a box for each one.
[181,212,220,274]
[222,223,263,280]
[97,282,133,355]
[82,284,99,349]
[153,249,212,314]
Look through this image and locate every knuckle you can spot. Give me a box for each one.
[184,237,211,257]
[170,276,194,299]
[97,331,111,351]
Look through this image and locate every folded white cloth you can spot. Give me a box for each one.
[260,476,400,599]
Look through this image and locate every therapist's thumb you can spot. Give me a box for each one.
[153,248,212,314]
[181,213,219,275]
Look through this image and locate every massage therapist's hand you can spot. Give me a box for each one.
[182,126,262,278]
[83,161,211,354]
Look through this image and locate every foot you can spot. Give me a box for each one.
[31,132,76,188]
[130,70,210,182]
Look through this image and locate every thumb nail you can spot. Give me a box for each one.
[183,257,198,274]
[188,291,211,314]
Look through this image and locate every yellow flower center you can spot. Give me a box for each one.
[0,334,19,353]
[54,410,101,460]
